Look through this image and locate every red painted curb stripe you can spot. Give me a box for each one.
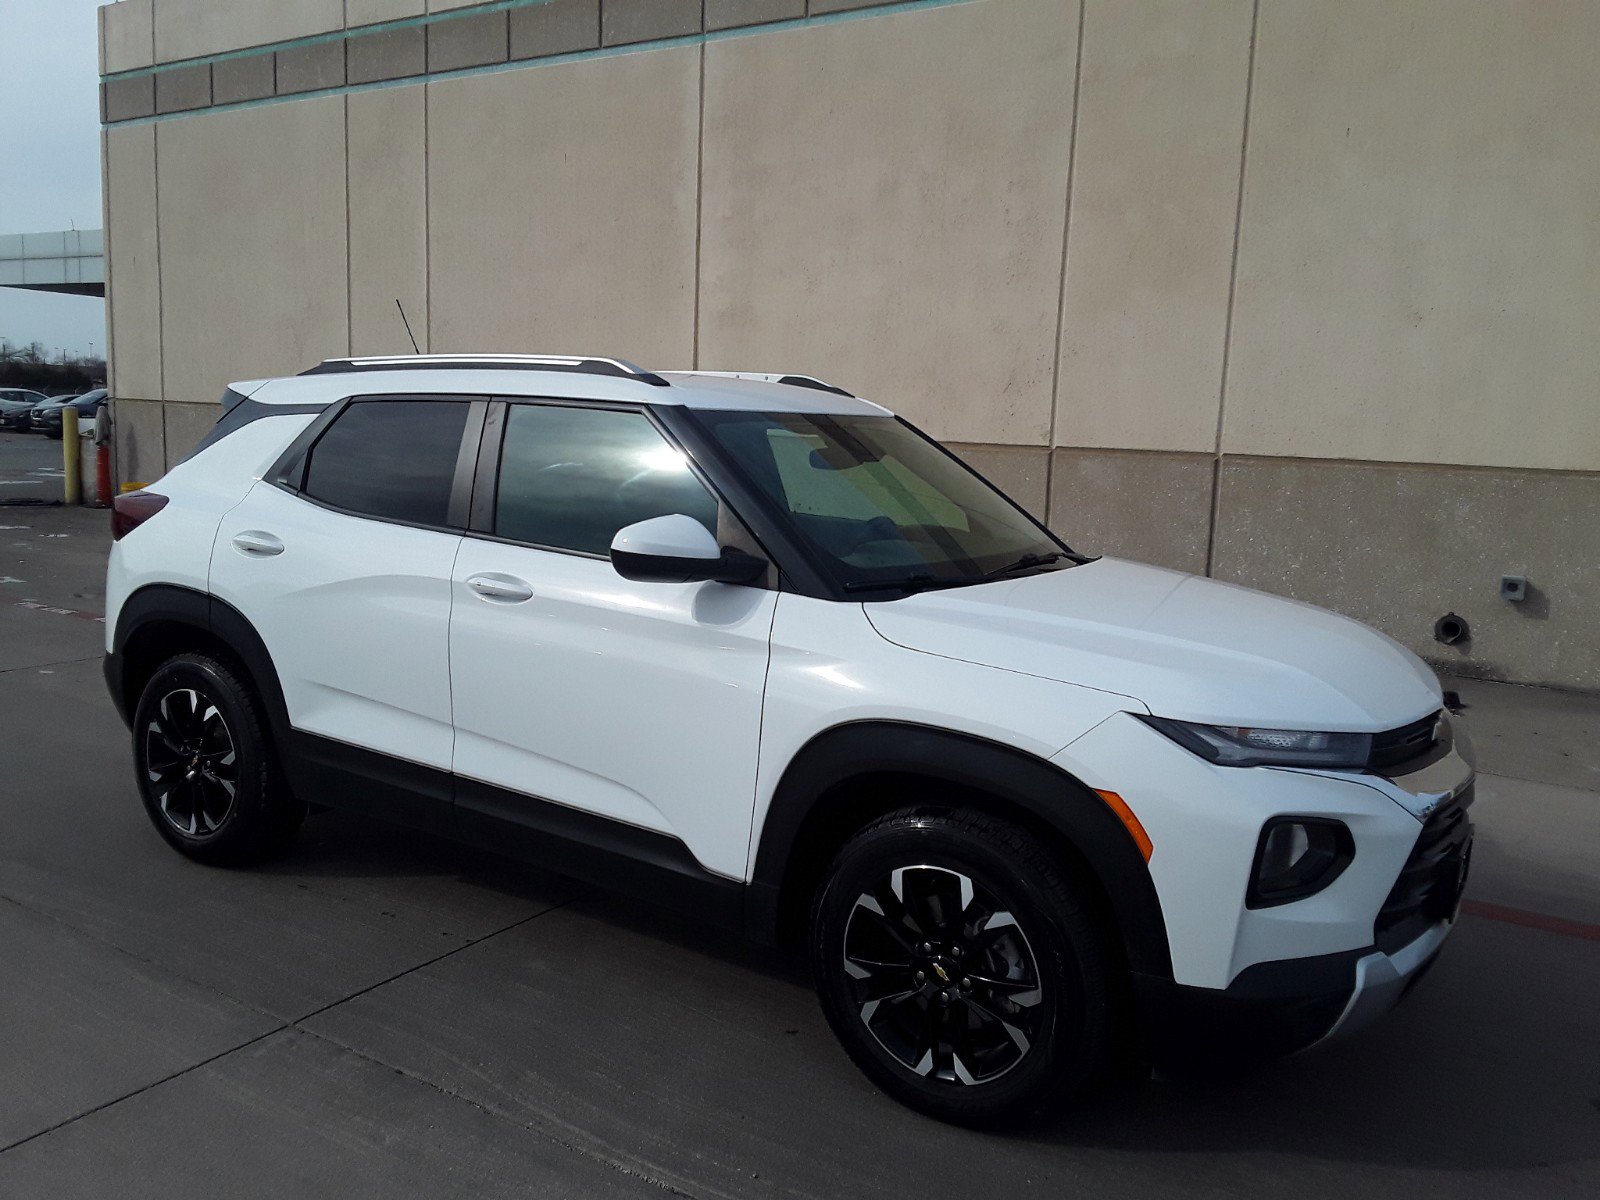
[1460,899,1600,944]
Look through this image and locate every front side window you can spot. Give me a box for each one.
[495,404,718,556]
[302,399,470,527]
[693,411,1071,592]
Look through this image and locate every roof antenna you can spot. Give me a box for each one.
[395,299,421,355]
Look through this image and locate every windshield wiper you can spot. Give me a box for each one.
[842,573,962,595]
[843,552,1070,595]
[973,551,1070,582]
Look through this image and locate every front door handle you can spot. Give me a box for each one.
[466,573,534,603]
[232,530,284,557]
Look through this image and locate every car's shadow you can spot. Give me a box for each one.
[264,809,1599,1180]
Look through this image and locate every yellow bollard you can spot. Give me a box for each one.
[62,407,82,505]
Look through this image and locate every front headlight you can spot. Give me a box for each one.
[1136,714,1372,769]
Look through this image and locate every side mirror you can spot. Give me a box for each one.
[610,514,766,585]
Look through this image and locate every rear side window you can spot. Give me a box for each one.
[495,404,718,555]
[303,400,469,527]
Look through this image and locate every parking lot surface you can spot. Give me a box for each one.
[1,433,1597,1198]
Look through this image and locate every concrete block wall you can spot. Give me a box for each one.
[98,0,1600,690]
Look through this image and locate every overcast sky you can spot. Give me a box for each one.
[0,0,108,358]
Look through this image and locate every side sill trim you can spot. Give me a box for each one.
[285,731,744,931]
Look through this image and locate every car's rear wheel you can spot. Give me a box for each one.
[132,653,303,863]
[810,807,1113,1124]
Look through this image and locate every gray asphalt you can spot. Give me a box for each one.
[1,432,1597,1198]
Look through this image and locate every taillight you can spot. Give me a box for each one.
[111,491,169,541]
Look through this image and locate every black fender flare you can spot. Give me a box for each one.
[107,583,292,746]
[745,721,1173,981]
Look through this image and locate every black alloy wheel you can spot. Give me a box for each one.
[132,653,304,863]
[143,686,240,838]
[842,864,1044,1085]
[812,808,1114,1124]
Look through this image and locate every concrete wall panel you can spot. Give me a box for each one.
[157,98,348,404]
[349,88,429,355]
[426,48,699,366]
[102,0,155,74]
[947,444,1050,521]
[154,63,212,114]
[277,41,346,94]
[103,76,155,123]
[163,399,221,468]
[349,0,426,26]
[1049,448,1213,574]
[211,53,276,105]
[707,0,803,32]
[105,124,162,402]
[1056,0,1252,453]
[1226,0,1600,471]
[154,0,344,63]
[1212,457,1600,692]
[510,0,600,60]
[699,0,1078,445]
[113,399,167,488]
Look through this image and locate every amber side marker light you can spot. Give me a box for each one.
[1095,789,1153,863]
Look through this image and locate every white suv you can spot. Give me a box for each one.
[105,355,1475,1123]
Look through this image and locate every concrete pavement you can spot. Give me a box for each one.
[1,434,1596,1198]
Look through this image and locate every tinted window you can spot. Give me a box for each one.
[303,400,469,527]
[495,404,718,555]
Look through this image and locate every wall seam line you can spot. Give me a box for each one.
[1204,0,1260,578]
[344,93,353,357]
[423,78,432,354]
[692,34,707,371]
[100,129,116,416]
[1045,0,1087,533]
[154,121,166,472]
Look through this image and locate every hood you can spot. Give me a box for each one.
[864,558,1441,731]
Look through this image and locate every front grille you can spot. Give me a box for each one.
[1368,711,1441,772]
[1374,784,1474,955]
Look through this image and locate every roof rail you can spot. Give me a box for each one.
[682,371,855,398]
[300,354,672,387]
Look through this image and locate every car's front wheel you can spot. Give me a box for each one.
[810,808,1114,1124]
[131,652,303,863]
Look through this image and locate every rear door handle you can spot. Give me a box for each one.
[466,573,534,603]
[232,530,284,557]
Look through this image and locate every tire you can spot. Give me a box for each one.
[810,807,1115,1125]
[131,652,304,864]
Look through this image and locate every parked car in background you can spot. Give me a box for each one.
[0,388,50,431]
[32,389,108,439]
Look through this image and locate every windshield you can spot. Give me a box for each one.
[694,411,1074,593]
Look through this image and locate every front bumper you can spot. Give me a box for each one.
[1057,707,1474,1059]
[1316,917,1452,1043]
[1135,915,1454,1063]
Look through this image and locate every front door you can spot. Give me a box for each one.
[448,400,776,879]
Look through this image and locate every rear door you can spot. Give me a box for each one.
[448,399,777,880]
[210,395,482,779]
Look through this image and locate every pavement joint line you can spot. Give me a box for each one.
[0,1024,290,1157]
[286,895,580,1027]
[293,1025,717,1200]
[0,894,577,1157]
[0,891,285,1025]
